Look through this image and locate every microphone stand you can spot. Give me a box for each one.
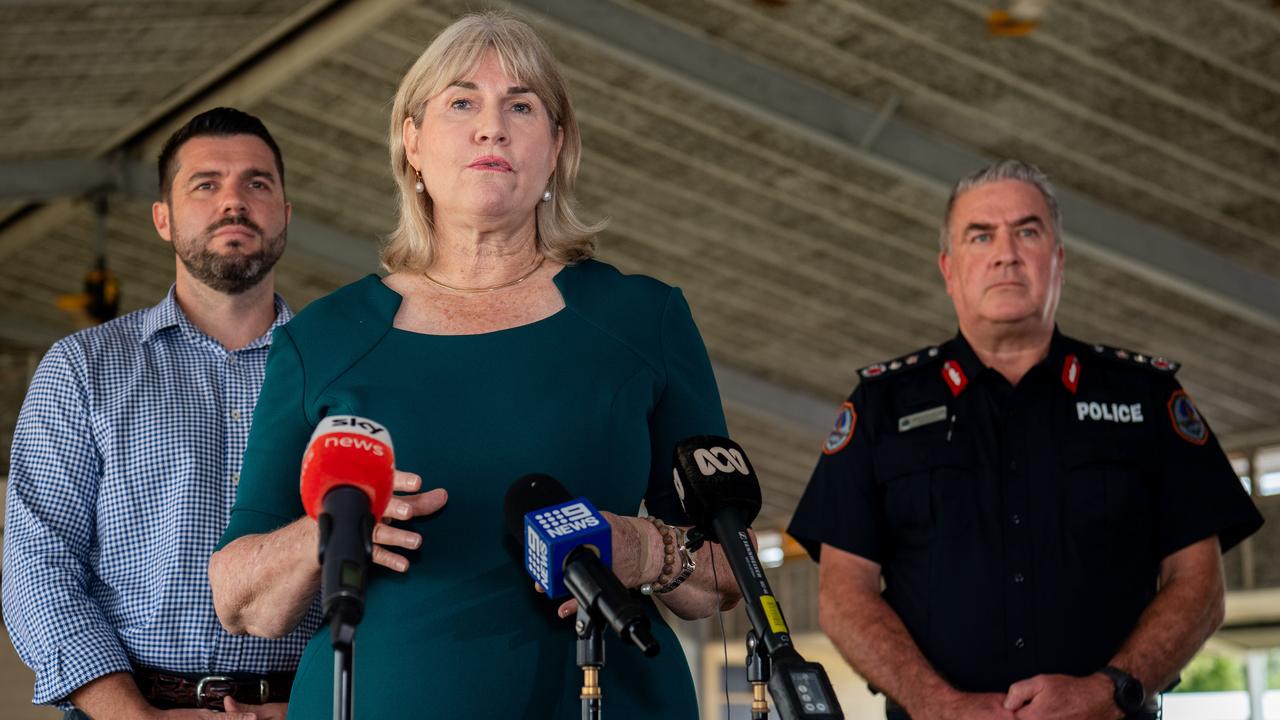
[747,630,771,720]
[575,605,605,720]
[331,617,356,720]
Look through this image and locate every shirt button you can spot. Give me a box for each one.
[231,473,240,485]
[1014,572,1025,584]
[227,355,237,365]
[1015,637,1025,649]
[1011,514,1022,526]
[231,409,242,420]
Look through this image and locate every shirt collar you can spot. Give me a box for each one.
[948,325,1069,384]
[141,284,293,349]
[1044,326,1072,376]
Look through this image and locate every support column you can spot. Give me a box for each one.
[1246,649,1267,720]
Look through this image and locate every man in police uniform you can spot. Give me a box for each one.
[787,160,1264,720]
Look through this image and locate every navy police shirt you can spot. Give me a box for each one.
[787,329,1263,693]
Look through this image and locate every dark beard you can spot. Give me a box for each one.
[173,215,286,295]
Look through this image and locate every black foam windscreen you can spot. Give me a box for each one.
[672,435,763,537]
[503,473,573,541]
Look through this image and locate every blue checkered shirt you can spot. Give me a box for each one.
[3,286,321,708]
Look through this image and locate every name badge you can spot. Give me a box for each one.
[898,405,948,432]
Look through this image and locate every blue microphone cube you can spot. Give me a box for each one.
[523,498,613,599]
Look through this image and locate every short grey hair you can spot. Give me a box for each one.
[938,159,1062,253]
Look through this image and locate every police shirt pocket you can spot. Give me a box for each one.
[875,433,976,544]
[1061,435,1150,546]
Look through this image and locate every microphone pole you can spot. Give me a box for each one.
[576,604,604,720]
[747,630,770,720]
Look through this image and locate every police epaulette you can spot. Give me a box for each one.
[857,345,942,381]
[1090,343,1180,374]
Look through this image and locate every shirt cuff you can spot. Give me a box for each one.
[33,625,132,709]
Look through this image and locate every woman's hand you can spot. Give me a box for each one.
[534,511,743,621]
[540,511,662,619]
[545,511,745,621]
[371,470,448,572]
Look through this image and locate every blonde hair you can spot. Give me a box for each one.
[383,10,603,273]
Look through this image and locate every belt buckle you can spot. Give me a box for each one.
[195,675,234,709]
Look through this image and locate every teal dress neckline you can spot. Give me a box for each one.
[351,260,589,339]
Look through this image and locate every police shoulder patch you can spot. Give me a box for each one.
[822,401,856,455]
[1091,343,1180,374]
[857,345,942,382]
[1168,389,1209,445]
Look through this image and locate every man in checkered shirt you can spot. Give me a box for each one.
[3,108,318,719]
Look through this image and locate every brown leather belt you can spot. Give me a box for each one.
[134,667,294,710]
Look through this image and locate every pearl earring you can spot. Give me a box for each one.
[414,169,425,194]
[541,189,552,202]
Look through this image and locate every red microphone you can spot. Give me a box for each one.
[300,416,395,520]
[299,415,395,643]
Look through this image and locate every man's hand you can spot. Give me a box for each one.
[370,470,448,572]
[912,688,1017,720]
[224,697,287,719]
[137,707,259,720]
[1003,673,1122,720]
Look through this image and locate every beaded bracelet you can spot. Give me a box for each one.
[639,516,696,595]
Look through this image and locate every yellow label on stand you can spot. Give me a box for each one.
[760,595,788,634]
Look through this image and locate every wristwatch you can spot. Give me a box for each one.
[1100,665,1145,715]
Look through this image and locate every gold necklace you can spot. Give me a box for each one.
[422,255,545,294]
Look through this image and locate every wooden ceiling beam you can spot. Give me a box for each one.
[506,0,1280,332]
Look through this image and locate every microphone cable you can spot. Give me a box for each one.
[712,549,733,715]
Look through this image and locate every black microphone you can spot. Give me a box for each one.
[504,474,659,657]
[674,436,843,719]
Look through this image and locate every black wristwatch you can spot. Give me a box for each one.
[1100,665,1145,715]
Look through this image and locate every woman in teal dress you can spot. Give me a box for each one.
[208,11,741,718]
